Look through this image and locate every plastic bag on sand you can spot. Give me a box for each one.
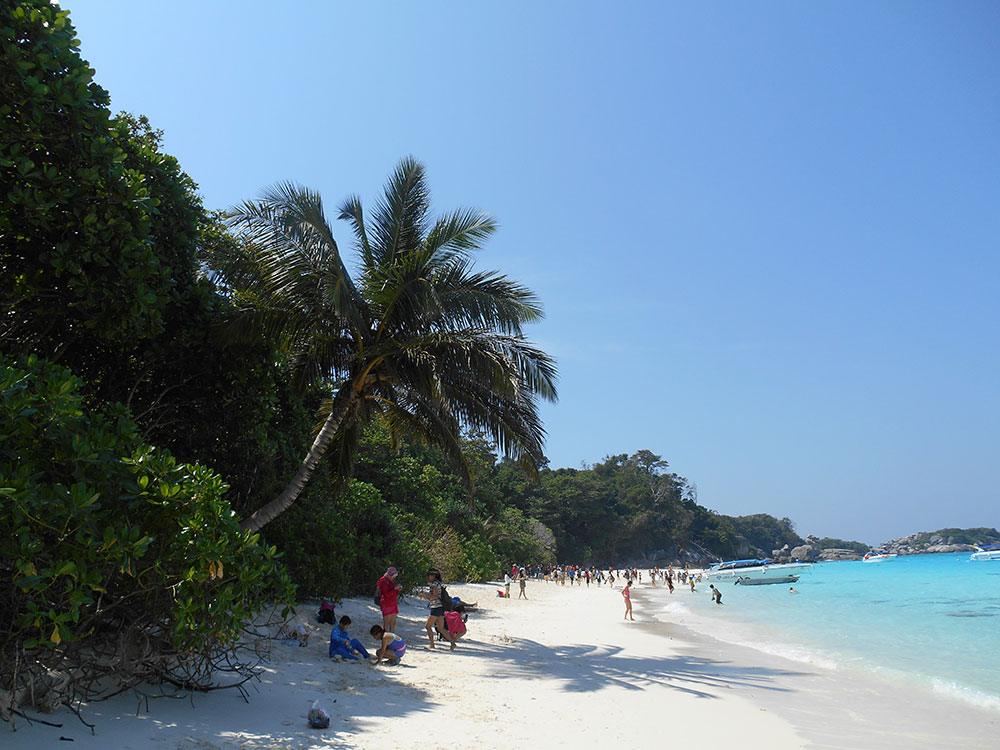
[308,700,331,728]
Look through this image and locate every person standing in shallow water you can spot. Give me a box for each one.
[709,584,723,605]
[622,580,634,621]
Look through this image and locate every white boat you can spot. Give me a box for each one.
[706,559,811,583]
[863,553,897,563]
[971,545,1000,561]
[734,574,800,586]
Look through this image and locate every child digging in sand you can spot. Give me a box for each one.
[329,616,371,661]
[370,626,406,665]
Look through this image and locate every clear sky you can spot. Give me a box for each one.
[66,1,999,544]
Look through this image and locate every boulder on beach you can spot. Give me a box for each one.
[818,548,863,561]
[790,544,817,561]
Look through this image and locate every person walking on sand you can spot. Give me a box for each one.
[504,571,512,598]
[709,584,723,605]
[622,580,635,620]
[424,569,457,650]
[518,570,528,599]
[376,566,402,633]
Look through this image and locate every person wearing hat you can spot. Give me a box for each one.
[376,567,403,632]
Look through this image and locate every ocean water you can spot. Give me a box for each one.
[652,552,1000,711]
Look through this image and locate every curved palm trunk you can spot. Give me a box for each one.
[239,385,358,533]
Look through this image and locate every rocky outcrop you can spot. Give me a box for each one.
[629,544,715,567]
[817,548,863,561]
[789,544,817,561]
[874,531,986,556]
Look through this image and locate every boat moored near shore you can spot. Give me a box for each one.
[970,545,1000,561]
[706,559,812,584]
[863,553,898,563]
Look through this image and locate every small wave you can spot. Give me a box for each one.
[725,638,841,671]
[944,611,996,618]
[655,600,693,617]
[931,679,1000,712]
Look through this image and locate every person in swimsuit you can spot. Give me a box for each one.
[369,625,406,664]
[622,580,634,621]
[518,570,528,599]
[424,568,457,650]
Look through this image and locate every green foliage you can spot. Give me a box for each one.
[908,528,1000,547]
[0,2,176,351]
[0,356,293,706]
[722,514,805,556]
[809,537,871,554]
[265,478,433,598]
[207,160,558,531]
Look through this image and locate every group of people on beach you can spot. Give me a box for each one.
[327,567,478,666]
[501,563,719,620]
[325,561,721,665]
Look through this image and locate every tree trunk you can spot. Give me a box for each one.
[239,384,358,533]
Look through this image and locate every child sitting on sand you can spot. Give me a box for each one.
[370,625,407,665]
[329,616,371,661]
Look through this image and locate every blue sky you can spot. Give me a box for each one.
[67,1,999,544]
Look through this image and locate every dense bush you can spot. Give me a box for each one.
[0,2,176,351]
[0,356,294,715]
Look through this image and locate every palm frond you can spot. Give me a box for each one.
[368,156,431,268]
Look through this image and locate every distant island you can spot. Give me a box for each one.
[762,526,1000,562]
[869,527,1000,557]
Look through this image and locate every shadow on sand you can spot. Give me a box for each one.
[452,635,810,700]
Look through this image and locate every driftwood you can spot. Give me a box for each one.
[1,606,287,731]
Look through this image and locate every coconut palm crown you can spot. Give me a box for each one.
[212,157,557,532]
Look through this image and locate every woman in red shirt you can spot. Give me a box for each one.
[377,567,402,632]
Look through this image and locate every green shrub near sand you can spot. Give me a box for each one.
[0,356,294,716]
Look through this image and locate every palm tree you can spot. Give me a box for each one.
[210,157,558,533]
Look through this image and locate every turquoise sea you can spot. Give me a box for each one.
[655,552,1000,710]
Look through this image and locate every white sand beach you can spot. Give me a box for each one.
[4,579,997,749]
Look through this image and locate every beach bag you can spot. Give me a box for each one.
[444,611,467,636]
[308,700,331,729]
[316,601,336,624]
[439,583,454,612]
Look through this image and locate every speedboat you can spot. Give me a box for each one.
[734,574,800,586]
[706,559,811,583]
[863,553,897,563]
[971,545,1000,561]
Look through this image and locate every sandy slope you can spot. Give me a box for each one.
[5,579,809,749]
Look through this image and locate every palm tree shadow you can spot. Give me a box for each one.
[457,638,810,700]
